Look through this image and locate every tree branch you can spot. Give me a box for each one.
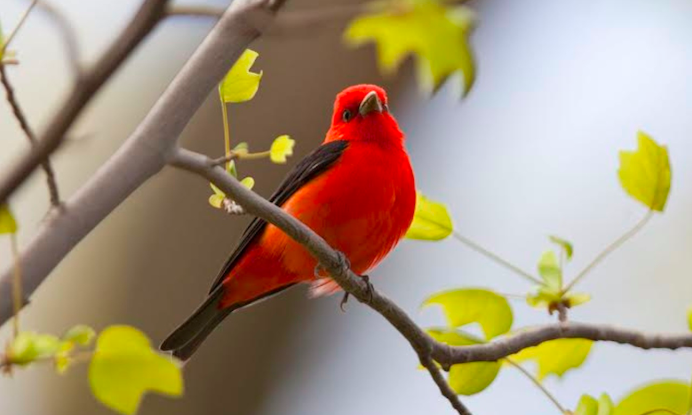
[0,64,61,206]
[31,0,83,78]
[0,0,288,323]
[169,147,692,412]
[0,0,169,207]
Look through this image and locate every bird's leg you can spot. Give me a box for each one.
[340,275,373,312]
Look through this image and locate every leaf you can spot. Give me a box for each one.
[614,381,690,415]
[566,292,591,308]
[687,306,692,332]
[423,289,512,340]
[62,325,96,346]
[598,394,615,415]
[240,177,255,190]
[405,192,453,241]
[8,332,62,365]
[510,338,592,381]
[89,326,183,415]
[575,395,599,415]
[537,250,562,291]
[270,135,295,164]
[0,204,17,234]
[549,235,573,260]
[427,329,500,395]
[344,0,476,95]
[219,49,262,104]
[618,131,671,212]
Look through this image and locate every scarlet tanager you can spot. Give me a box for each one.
[161,85,416,360]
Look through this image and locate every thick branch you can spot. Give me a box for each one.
[0,0,287,323]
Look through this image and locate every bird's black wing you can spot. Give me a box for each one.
[207,139,349,293]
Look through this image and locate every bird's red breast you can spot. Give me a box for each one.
[220,84,416,308]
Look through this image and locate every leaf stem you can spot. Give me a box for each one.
[10,233,22,337]
[2,0,39,54]
[505,358,565,414]
[563,210,654,292]
[452,232,543,285]
[219,88,231,171]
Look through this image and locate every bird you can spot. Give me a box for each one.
[161,84,416,360]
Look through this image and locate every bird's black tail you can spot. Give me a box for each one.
[160,283,298,361]
[160,287,232,361]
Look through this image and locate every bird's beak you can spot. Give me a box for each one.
[359,91,383,117]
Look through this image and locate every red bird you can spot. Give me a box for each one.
[161,85,416,360]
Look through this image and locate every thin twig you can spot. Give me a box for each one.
[563,210,654,292]
[421,355,472,415]
[1,65,61,206]
[31,0,82,78]
[2,0,39,54]
[452,232,543,285]
[0,0,170,207]
[505,358,565,413]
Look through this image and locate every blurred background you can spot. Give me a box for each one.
[1,0,692,413]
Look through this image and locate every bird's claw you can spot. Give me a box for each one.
[340,274,373,312]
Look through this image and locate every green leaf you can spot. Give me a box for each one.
[510,338,592,381]
[89,326,183,415]
[449,361,500,396]
[427,329,500,396]
[344,0,476,95]
[614,381,690,415]
[537,250,562,291]
[566,292,591,308]
[618,131,671,212]
[405,192,453,241]
[0,204,18,234]
[687,306,692,332]
[575,395,599,415]
[240,177,255,190]
[62,325,96,346]
[423,289,512,340]
[9,332,62,365]
[227,160,238,178]
[598,393,615,415]
[208,194,224,209]
[219,49,262,104]
[549,235,574,260]
[270,135,295,164]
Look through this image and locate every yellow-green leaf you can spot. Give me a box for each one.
[566,292,591,308]
[9,332,62,365]
[62,325,96,346]
[427,329,500,395]
[0,204,17,234]
[240,177,255,190]
[549,235,574,260]
[344,0,476,95]
[510,338,592,381]
[537,250,562,291]
[405,192,453,241]
[89,326,183,415]
[219,49,262,104]
[687,306,692,332]
[618,131,671,212]
[423,289,512,340]
[575,395,599,415]
[614,381,690,415]
[449,361,500,396]
[270,135,295,164]
[208,194,224,209]
[598,393,615,415]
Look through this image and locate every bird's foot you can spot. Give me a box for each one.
[340,274,373,312]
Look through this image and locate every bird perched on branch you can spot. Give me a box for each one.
[161,84,416,360]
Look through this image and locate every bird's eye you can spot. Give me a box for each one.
[342,109,353,122]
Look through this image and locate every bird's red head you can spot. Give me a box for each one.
[325,84,404,146]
